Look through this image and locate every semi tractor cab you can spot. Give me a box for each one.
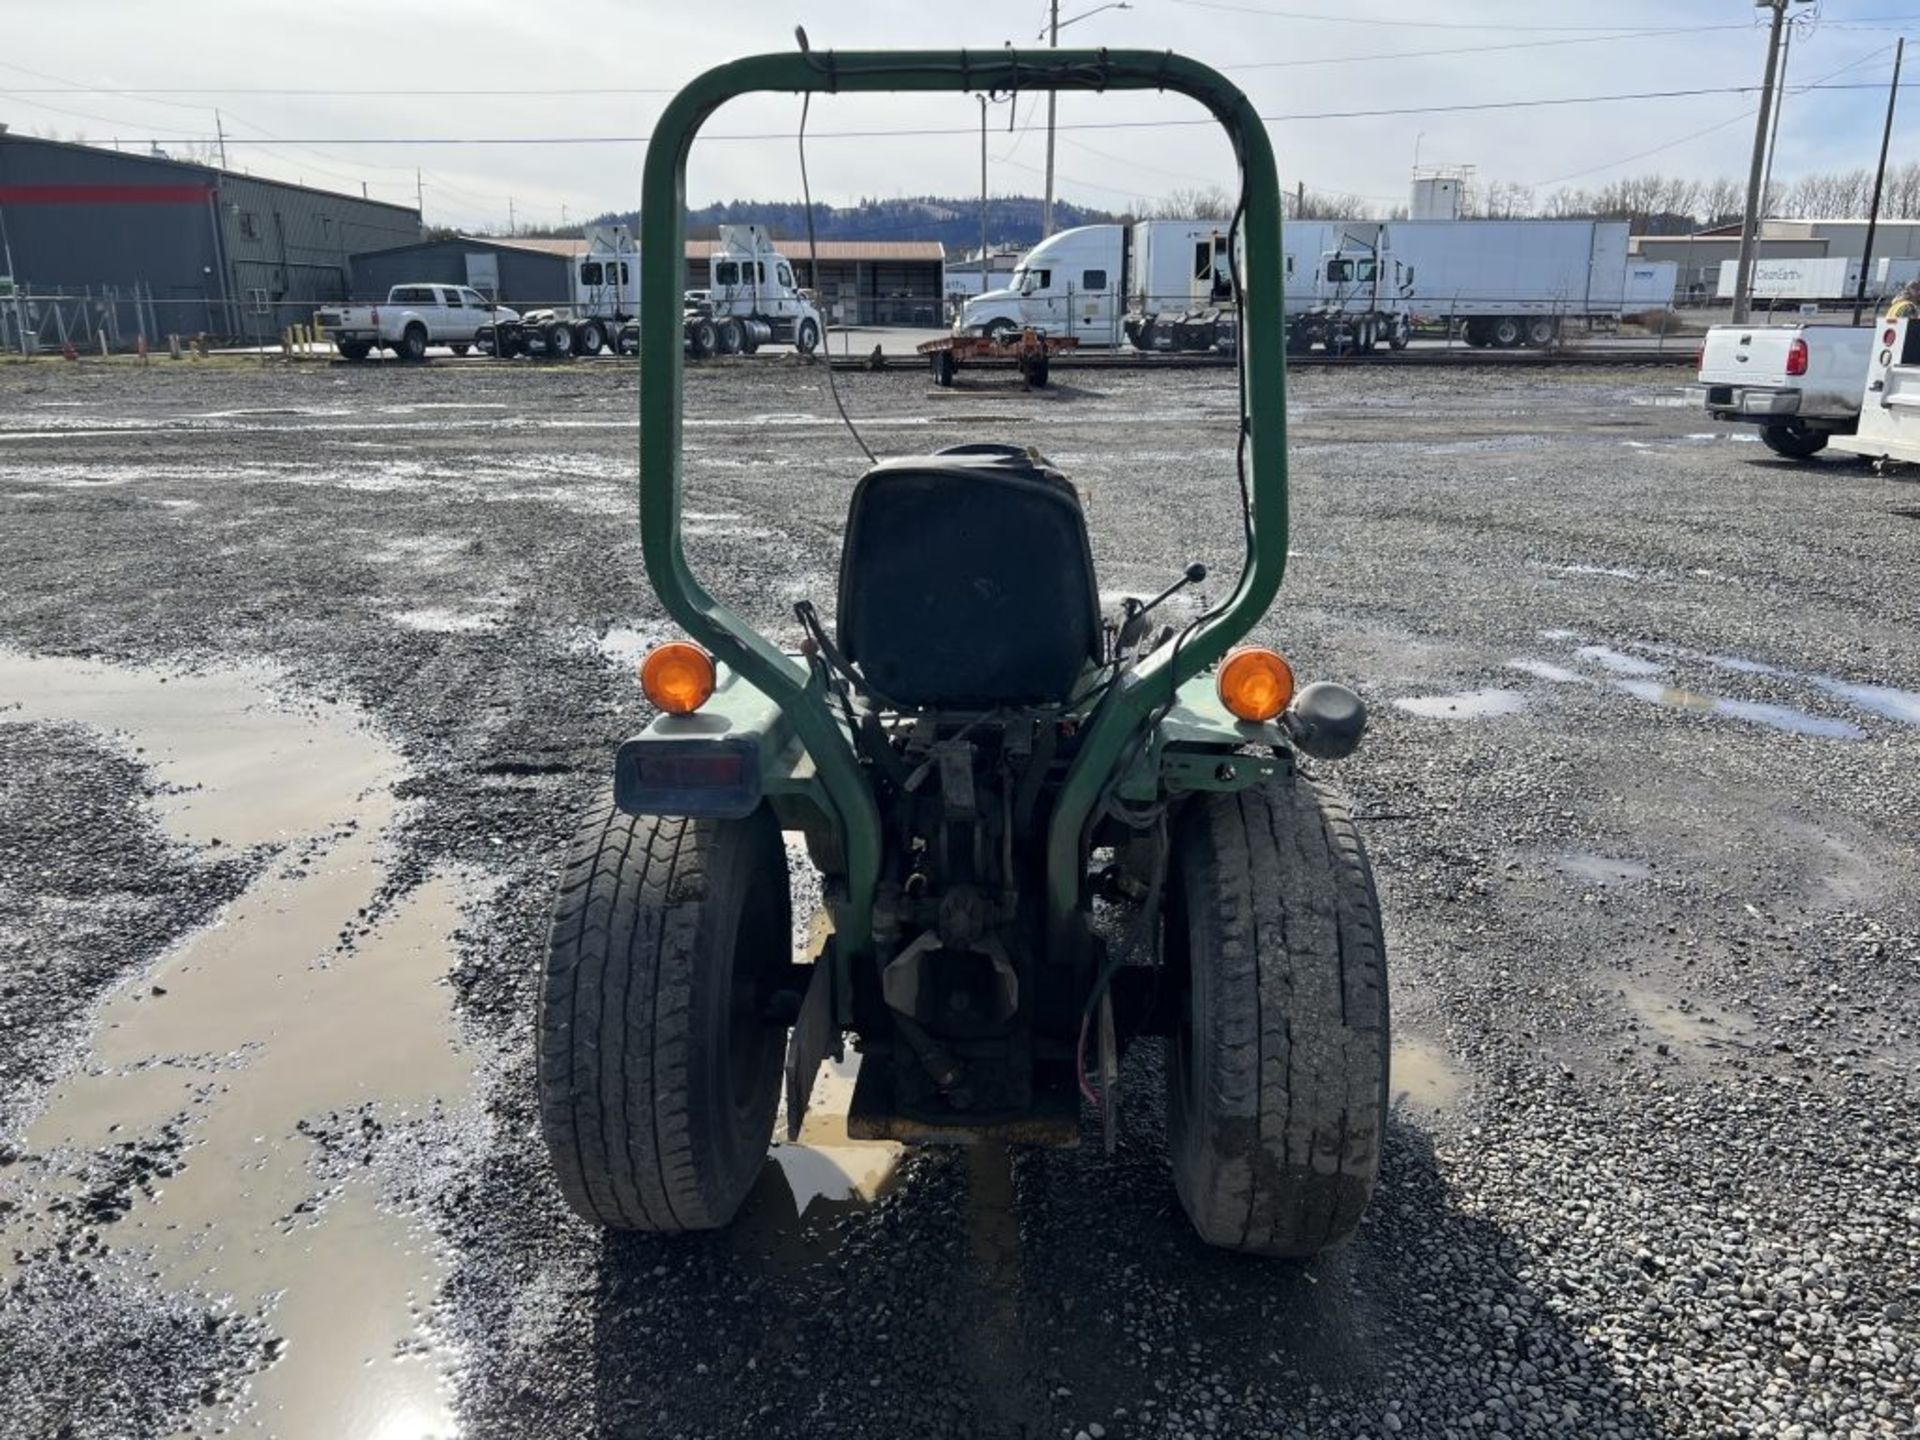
[960,220,1411,355]
[689,224,825,355]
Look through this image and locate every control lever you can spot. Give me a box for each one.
[1117,562,1207,653]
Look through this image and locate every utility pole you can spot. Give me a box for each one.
[1759,16,1794,221]
[1732,0,1801,324]
[214,108,228,169]
[509,196,516,234]
[980,95,990,292]
[416,168,424,221]
[1043,0,1059,239]
[1853,35,1904,326]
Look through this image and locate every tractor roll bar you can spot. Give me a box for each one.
[638,48,1291,965]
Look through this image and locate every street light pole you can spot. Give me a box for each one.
[1043,0,1060,239]
[1732,0,1799,324]
[980,94,991,293]
[1039,1,1129,240]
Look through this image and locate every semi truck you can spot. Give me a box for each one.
[482,223,826,360]
[957,220,1407,355]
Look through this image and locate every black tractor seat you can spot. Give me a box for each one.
[836,444,1100,709]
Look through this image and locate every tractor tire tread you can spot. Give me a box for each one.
[540,800,763,1233]
[1170,771,1387,1257]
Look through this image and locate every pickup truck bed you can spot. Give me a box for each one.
[1688,322,1872,458]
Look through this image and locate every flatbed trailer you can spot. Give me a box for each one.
[918,328,1078,387]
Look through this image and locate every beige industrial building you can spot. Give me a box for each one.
[1633,219,1920,304]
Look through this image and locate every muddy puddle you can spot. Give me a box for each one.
[1620,983,1757,1063]
[1556,851,1653,887]
[1393,687,1527,720]
[0,650,473,1440]
[1391,1035,1470,1115]
[732,1053,905,1273]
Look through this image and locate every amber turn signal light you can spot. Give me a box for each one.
[1217,647,1295,723]
[640,641,716,715]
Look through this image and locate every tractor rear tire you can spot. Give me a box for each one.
[574,320,606,356]
[544,322,574,359]
[716,317,744,355]
[539,798,792,1232]
[687,318,717,359]
[1166,768,1388,1258]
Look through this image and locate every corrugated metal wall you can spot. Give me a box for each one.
[217,174,420,331]
[346,240,570,305]
[0,132,421,343]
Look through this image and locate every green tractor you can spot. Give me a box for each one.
[538,46,1387,1257]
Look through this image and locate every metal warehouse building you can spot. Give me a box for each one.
[346,235,573,306]
[0,127,420,348]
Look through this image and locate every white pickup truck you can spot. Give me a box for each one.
[317,284,520,362]
[1688,322,1873,458]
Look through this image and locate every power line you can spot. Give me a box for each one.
[1161,0,1784,31]
[42,81,1912,146]
[1220,22,1756,70]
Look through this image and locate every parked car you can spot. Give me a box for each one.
[317,284,518,362]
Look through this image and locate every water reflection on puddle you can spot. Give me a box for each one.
[1557,851,1653,886]
[1392,687,1526,720]
[1613,678,1865,740]
[1575,644,1663,677]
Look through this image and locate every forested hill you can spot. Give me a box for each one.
[581,195,1123,252]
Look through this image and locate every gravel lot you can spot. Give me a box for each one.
[0,353,1916,1440]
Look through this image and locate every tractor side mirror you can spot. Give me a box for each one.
[1283,682,1367,760]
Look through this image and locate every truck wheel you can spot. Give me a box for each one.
[574,320,605,356]
[795,317,821,355]
[1021,350,1050,388]
[1165,768,1388,1258]
[930,349,957,387]
[539,798,792,1232]
[1761,422,1829,460]
[1286,324,1312,356]
[1356,317,1377,352]
[1490,316,1525,349]
[337,340,372,362]
[544,322,574,358]
[1462,319,1488,348]
[399,324,428,362]
[1525,317,1558,347]
[1387,316,1411,351]
[983,319,1016,346]
[687,318,717,359]
[716,317,743,355]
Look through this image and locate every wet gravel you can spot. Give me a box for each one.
[0,353,1916,1439]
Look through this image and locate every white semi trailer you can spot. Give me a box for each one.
[1384,219,1643,348]
[1712,255,1920,304]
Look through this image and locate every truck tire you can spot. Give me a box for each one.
[337,340,372,362]
[544,322,574,358]
[930,349,957,387]
[716,317,744,355]
[687,319,717,359]
[1021,350,1050,388]
[574,320,605,356]
[1286,323,1312,356]
[398,324,428,362]
[1166,768,1388,1258]
[1387,315,1411,351]
[1525,317,1558,348]
[1761,422,1829,460]
[983,319,1016,345]
[539,798,792,1232]
[795,317,821,355]
[1490,316,1525,349]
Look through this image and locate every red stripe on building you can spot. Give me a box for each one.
[0,183,214,205]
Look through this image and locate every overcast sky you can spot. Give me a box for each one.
[1,0,1914,230]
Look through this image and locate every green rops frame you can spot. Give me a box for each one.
[636,47,1291,975]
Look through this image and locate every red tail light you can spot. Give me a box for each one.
[1786,337,1809,376]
